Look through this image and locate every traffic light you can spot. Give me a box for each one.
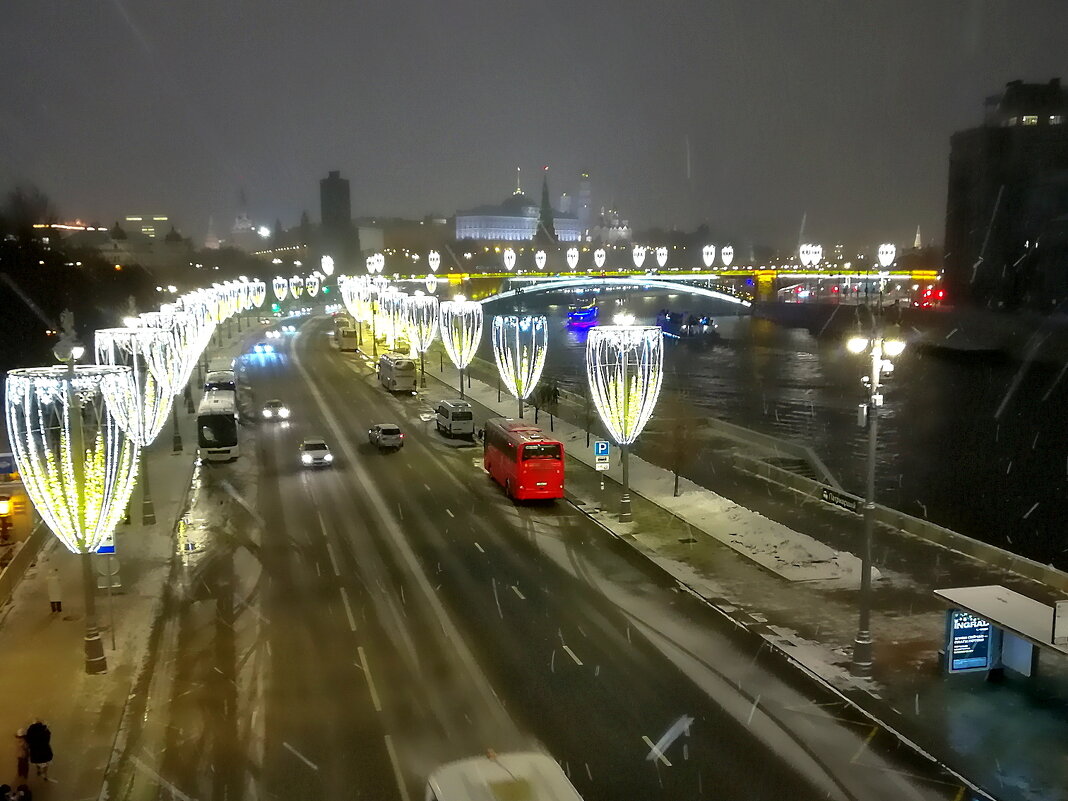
[322,286,330,293]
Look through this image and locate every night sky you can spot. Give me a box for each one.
[3,1,1067,249]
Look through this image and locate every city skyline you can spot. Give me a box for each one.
[3,2,1068,249]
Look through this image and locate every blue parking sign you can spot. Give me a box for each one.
[594,441,610,457]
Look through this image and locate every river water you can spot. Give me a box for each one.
[480,289,1068,569]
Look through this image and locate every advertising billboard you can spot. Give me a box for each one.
[946,610,995,673]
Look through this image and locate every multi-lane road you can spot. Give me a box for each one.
[108,315,967,801]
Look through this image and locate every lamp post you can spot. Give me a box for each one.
[585,313,664,522]
[439,296,483,398]
[5,320,138,675]
[407,294,439,387]
[847,243,903,677]
[492,315,548,418]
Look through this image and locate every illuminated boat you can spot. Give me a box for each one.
[566,301,598,327]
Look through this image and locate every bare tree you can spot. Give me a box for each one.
[1,184,57,238]
[659,389,704,496]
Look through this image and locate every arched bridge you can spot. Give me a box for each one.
[477,275,751,307]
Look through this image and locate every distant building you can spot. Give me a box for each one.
[590,205,631,244]
[455,173,580,242]
[944,78,1068,309]
[577,172,592,239]
[319,170,358,259]
[124,214,170,239]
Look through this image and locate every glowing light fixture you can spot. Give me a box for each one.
[425,273,438,293]
[566,248,579,270]
[273,276,288,302]
[846,337,869,354]
[94,328,175,447]
[492,315,548,417]
[503,248,516,271]
[721,246,734,267]
[535,250,546,270]
[655,247,668,268]
[289,275,304,299]
[585,322,664,522]
[306,273,321,297]
[428,250,441,272]
[632,246,646,269]
[406,294,439,386]
[877,243,896,268]
[702,245,717,268]
[439,297,483,397]
[321,254,335,276]
[593,248,606,269]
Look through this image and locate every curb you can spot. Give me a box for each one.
[563,490,996,801]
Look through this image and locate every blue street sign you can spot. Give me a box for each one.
[594,440,610,457]
[97,531,116,555]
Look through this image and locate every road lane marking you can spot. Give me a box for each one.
[384,734,411,801]
[424,483,431,491]
[316,510,328,537]
[358,645,383,712]
[642,736,672,767]
[446,508,455,518]
[850,726,878,763]
[562,645,583,666]
[283,741,320,771]
[492,578,503,619]
[511,585,525,600]
[339,587,358,631]
[646,716,693,763]
[326,543,341,576]
[474,542,485,553]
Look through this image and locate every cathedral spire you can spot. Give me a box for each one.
[535,165,557,245]
[914,225,922,249]
[513,166,522,195]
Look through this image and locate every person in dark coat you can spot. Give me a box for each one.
[23,720,51,781]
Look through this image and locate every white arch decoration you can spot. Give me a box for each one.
[481,276,751,307]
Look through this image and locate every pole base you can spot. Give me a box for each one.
[141,498,156,526]
[619,494,632,523]
[850,633,874,677]
[172,432,183,454]
[84,630,107,674]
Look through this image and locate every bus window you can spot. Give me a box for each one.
[522,443,561,460]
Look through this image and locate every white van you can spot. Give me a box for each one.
[378,353,417,393]
[425,751,584,801]
[204,370,236,393]
[435,399,475,438]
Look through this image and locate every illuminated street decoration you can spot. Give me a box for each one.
[425,273,438,293]
[566,248,579,270]
[273,276,288,302]
[535,250,546,270]
[407,294,439,386]
[655,247,668,268]
[492,315,548,417]
[428,250,441,272]
[289,275,304,299]
[503,248,516,271]
[321,255,335,276]
[585,321,664,522]
[594,248,606,269]
[5,365,139,554]
[439,296,483,397]
[800,243,823,267]
[632,246,646,269]
[306,273,321,297]
[878,243,896,268]
[721,245,734,267]
[94,327,175,447]
[702,245,717,268]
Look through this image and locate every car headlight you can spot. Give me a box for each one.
[301,453,313,464]
[324,453,333,462]
[262,409,272,418]
[279,408,290,419]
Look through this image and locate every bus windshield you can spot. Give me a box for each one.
[522,443,561,460]
[198,415,237,448]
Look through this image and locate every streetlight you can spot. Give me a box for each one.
[585,315,664,522]
[848,242,903,677]
[5,319,138,674]
[492,315,548,418]
[439,295,483,398]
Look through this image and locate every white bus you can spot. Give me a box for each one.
[425,751,584,801]
[204,369,236,393]
[197,389,240,462]
[378,353,417,393]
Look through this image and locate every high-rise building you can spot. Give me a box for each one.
[320,170,352,229]
[944,79,1068,309]
[124,214,170,239]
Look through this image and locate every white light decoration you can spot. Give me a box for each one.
[503,248,517,271]
[812,244,823,265]
[800,244,823,267]
[877,243,896,268]
[535,250,547,270]
[632,246,646,269]
[585,322,664,522]
[702,244,717,268]
[656,247,668,268]
[372,252,385,274]
[273,276,288,302]
[407,294,439,386]
[439,297,484,397]
[289,275,304,299]
[594,248,606,269]
[492,315,548,417]
[94,327,175,447]
[5,365,139,554]
[721,245,734,267]
[425,273,438,293]
[251,278,267,309]
[306,273,321,297]
[321,254,335,276]
[428,250,441,272]
[566,248,579,270]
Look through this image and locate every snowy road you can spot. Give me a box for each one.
[105,315,969,801]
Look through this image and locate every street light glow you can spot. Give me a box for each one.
[321,255,335,276]
[492,315,548,406]
[585,325,664,446]
[846,336,869,354]
[439,298,483,374]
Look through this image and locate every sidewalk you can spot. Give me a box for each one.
[397,337,1068,801]
[0,324,258,800]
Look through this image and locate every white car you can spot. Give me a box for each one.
[265,330,282,340]
[368,423,404,450]
[261,399,289,420]
[282,324,297,333]
[300,438,333,467]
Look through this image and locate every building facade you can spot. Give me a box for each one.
[944,79,1068,309]
[455,191,581,242]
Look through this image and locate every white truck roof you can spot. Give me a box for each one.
[426,752,583,801]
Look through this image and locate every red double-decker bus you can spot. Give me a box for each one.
[483,418,565,501]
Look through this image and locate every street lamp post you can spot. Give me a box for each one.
[439,296,483,398]
[847,243,903,677]
[492,315,548,418]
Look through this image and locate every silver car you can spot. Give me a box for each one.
[300,438,333,467]
[368,423,404,450]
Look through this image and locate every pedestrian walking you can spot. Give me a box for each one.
[14,729,28,782]
[45,569,61,614]
[23,720,51,782]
